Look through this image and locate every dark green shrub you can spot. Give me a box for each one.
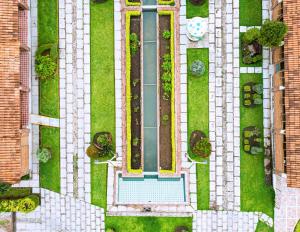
[250,146,263,155]
[0,183,11,194]
[130,33,140,55]
[243,28,261,44]
[35,55,57,80]
[93,132,113,157]
[162,30,171,40]
[191,137,212,158]
[252,84,263,94]
[259,20,288,47]
[86,144,100,159]
[190,60,205,77]
[36,148,51,163]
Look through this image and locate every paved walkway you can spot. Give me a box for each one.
[194,211,259,232]
[206,0,241,211]
[15,189,104,232]
[58,0,91,201]
[274,175,300,232]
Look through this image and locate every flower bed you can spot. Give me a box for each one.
[126,11,142,174]
[158,11,176,173]
[242,82,263,107]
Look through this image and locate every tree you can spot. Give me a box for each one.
[259,20,288,47]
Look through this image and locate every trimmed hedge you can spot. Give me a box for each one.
[126,11,142,174]
[158,11,176,174]
[158,0,175,5]
[0,195,39,213]
[126,0,140,6]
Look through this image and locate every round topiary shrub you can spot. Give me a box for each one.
[36,148,51,163]
[17,195,39,213]
[190,130,212,158]
[175,226,190,232]
[35,55,57,80]
[93,132,113,156]
[259,20,288,47]
[0,182,11,194]
[190,60,205,77]
[86,144,100,159]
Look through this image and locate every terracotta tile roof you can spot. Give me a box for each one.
[0,0,23,184]
[283,0,300,188]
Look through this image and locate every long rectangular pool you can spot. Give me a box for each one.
[117,173,187,204]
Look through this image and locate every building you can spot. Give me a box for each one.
[0,0,30,184]
[272,0,300,231]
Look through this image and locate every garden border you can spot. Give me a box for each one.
[158,10,176,174]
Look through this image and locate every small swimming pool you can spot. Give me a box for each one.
[117,173,187,204]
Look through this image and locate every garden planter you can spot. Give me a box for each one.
[126,12,142,173]
[242,126,263,155]
[158,11,175,173]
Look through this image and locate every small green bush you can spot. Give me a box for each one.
[190,60,205,77]
[162,114,169,125]
[0,183,11,194]
[243,28,261,44]
[86,144,100,159]
[254,98,263,105]
[0,195,39,213]
[96,134,113,156]
[162,30,171,40]
[130,33,140,55]
[250,146,263,155]
[259,20,288,47]
[36,148,51,163]
[192,138,212,158]
[132,137,139,146]
[17,195,39,213]
[35,55,57,80]
[252,84,263,94]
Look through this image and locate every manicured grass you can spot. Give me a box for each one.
[187,48,209,210]
[0,188,32,199]
[38,0,59,118]
[106,216,192,232]
[240,33,263,68]
[39,126,60,193]
[239,0,262,26]
[90,1,115,209]
[240,74,275,218]
[255,221,274,232]
[186,0,209,18]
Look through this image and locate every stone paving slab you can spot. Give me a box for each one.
[15,189,105,232]
[194,210,261,232]
[30,114,60,127]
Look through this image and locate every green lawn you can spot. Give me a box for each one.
[187,48,209,210]
[90,0,115,209]
[39,126,60,193]
[106,217,192,232]
[240,33,263,68]
[240,0,262,26]
[38,0,59,118]
[240,74,274,218]
[187,0,209,18]
[255,221,274,232]
[0,188,32,199]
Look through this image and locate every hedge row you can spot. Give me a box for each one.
[158,11,176,174]
[0,195,39,213]
[158,0,175,5]
[125,11,142,174]
[126,0,140,6]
